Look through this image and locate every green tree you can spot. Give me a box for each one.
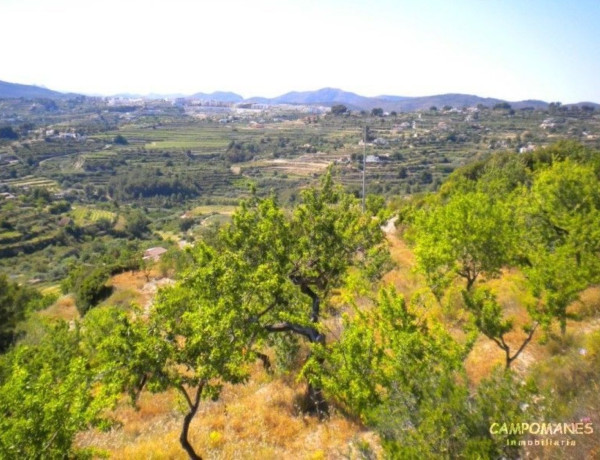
[125,209,150,238]
[493,102,512,110]
[463,287,538,369]
[412,191,515,295]
[515,159,600,333]
[79,173,387,456]
[113,134,128,145]
[312,287,536,458]
[312,288,467,421]
[162,172,388,418]
[0,275,54,352]
[225,173,387,414]
[0,322,116,458]
[0,126,18,140]
[82,271,253,459]
[72,267,112,316]
[330,104,348,115]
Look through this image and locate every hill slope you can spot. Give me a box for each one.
[0,80,66,99]
[244,88,552,112]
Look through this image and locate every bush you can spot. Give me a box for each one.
[0,126,18,140]
[113,134,128,145]
[73,268,112,316]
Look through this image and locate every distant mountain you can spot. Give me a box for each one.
[189,91,243,103]
[111,92,187,99]
[4,79,599,111]
[245,88,372,110]
[565,101,600,110]
[0,80,67,99]
[243,89,556,112]
[379,93,506,112]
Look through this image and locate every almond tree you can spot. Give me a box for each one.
[83,172,388,458]
[216,172,387,416]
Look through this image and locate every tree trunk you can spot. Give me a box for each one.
[266,282,330,418]
[178,384,204,460]
[306,380,329,419]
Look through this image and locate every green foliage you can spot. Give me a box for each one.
[0,126,18,140]
[149,172,388,421]
[124,209,150,238]
[463,287,513,339]
[0,275,54,352]
[365,194,386,217]
[0,322,115,458]
[330,104,348,115]
[113,134,128,145]
[412,142,600,340]
[462,287,539,368]
[493,102,512,110]
[314,287,466,422]
[72,267,112,316]
[132,246,254,457]
[108,169,209,202]
[516,158,600,331]
[315,287,539,458]
[217,170,387,336]
[411,191,515,294]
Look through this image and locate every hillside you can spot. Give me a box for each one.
[0,80,67,99]
[1,91,600,458]
[245,88,552,111]
[189,91,244,103]
[64,214,598,459]
[4,77,600,111]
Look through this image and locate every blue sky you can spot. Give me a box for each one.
[1,0,599,102]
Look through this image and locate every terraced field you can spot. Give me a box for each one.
[1,176,59,191]
[70,206,116,226]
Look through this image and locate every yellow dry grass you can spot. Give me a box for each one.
[107,270,164,308]
[38,294,80,321]
[77,364,377,459]
[382,232,421,300]
[73,231,600,458]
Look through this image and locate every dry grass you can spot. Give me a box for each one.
[107,270,168,310]
[572,286,600,319]
[74,231,600,458]
[38,294,80,321]
[77,364,377,459]
[382,230,423,301]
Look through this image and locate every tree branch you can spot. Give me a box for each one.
[179,381,205,460]
[508,322,539,367]
[264,322,324,344]
[177,384,194,411]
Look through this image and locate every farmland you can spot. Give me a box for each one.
[2,94,600,459]
[1,96,600,283]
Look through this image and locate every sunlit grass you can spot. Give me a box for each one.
[71,206,116,226]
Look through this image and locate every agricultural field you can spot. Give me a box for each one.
[1,97,600,283]
[70,206,116,227]
[2,95,600,459]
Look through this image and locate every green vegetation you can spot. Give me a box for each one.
[1,93,599,458]
[314,288,538,458]
[0,275,55,352]
[0,321,116,458]
[407,142,600,368]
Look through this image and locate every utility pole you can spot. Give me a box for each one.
[362,124,367,213]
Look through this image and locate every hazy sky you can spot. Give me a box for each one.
[1,0,599,102]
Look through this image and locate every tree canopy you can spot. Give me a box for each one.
[407,142,600,367]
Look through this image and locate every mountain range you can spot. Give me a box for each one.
[1,79,598,112]
[0,80,67,100]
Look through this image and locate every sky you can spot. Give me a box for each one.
[1,0,599,103]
